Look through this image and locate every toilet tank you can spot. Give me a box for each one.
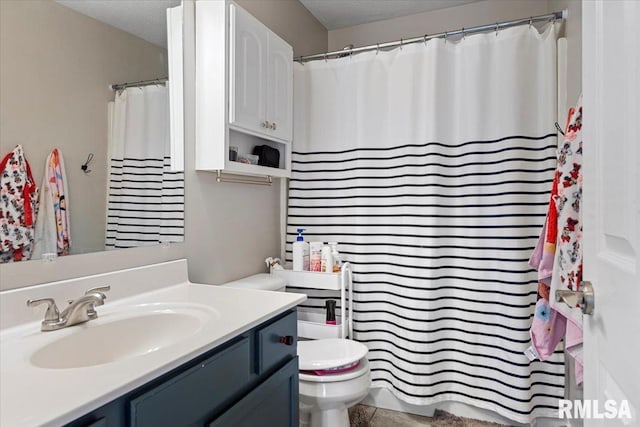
[222,273,287,292]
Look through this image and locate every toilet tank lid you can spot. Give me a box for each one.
[222,273,286,291]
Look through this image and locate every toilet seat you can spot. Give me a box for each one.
[298,338,368,370]
[299,358,370,383]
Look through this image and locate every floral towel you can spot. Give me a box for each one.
[0,145,38,263]
[527,97,584,386]
[33,148,70,257]
[528,298,567,361]
[550,96,584,383]
[48,149,70,255]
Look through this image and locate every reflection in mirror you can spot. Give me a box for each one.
[0,0,184,264]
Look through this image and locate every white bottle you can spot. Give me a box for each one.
[292,229,309,271]
[309,241,324,272]
[320,245,333,273]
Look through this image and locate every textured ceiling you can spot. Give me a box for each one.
[55,0,181,48]
[300,0,483,30]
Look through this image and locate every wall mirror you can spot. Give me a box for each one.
[0,0,184,264]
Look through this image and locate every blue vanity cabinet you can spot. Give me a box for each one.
[65,310,298,427]
[208,357,298,427]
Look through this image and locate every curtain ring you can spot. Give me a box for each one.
[495,23,499,36]
[400,38,403,50]
[423,35,428,46]
[444,32,447,44]
[376,43,380,55]
[324,53,328,62]
[529,17,533,28]
[462,28,465,41]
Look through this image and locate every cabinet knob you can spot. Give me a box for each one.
[278,335,294,346]
[271,122,277,130]
[262,121,270,128]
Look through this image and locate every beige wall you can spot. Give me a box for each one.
[0,0,168,255]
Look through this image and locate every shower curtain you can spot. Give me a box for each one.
[106,85,184,249]
[288,25,564,423]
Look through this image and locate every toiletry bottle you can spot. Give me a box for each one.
[292,229,309,271]
[320,245,333,273]
[328,242,342,272]
[309,241,323,272]
[325,300,337,325]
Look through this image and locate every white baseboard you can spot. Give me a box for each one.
[362,388,568,427]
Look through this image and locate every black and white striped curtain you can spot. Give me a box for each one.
[106,86,184,249]
[287,25,564,423]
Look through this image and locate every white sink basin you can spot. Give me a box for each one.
[30,303,218,369]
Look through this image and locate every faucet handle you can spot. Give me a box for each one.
[85,285,111,297]
[27,298,61,322]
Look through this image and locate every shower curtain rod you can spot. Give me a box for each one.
[297,10,567,63]
[109,77,168,92]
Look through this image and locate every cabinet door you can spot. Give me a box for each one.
[208,357,299,427]
[267,32,293,142]
[229,4,268,135]
[129,337,252,427]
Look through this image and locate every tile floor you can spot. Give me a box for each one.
[349,404,510,427]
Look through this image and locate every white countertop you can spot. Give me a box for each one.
[0,280,305,427]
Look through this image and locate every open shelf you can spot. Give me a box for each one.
[273,269,342,290]
[297,310,347,340]
[276,264,353,339]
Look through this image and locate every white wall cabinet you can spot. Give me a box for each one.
[196,1,293,178]
[266,32,293,142]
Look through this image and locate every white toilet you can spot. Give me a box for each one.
[224,274,371,427]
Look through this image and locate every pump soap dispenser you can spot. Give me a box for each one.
[292,229,310,271]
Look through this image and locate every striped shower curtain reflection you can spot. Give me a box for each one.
[106,85,184,249]
[287,24,564,424]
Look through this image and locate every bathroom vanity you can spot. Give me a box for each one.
[0,260,305,427]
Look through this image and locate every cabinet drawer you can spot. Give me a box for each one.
[257,310,297,374]
[129,336,251,427]
[208,357,298,427]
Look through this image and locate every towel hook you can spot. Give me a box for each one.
[81,153,94,174]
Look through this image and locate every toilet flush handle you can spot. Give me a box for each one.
[279,336,294,346]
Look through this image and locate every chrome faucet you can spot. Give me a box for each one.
[27,285,110,331]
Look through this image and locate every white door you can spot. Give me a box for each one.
[582,0,639,425]
[267,32,293,142]
[229,3,268,136]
